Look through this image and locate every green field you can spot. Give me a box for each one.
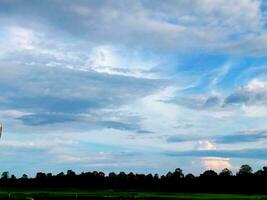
[0,190,266,200]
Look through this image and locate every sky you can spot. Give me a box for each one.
[1,0,267,177]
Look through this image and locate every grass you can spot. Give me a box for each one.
[0,190,266,199]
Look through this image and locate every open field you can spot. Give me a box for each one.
[0,190,266,200]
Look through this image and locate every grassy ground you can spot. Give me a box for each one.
[0,190,266,199]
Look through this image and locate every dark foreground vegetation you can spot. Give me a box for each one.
[0,191,266,200]
[1,164,267,196]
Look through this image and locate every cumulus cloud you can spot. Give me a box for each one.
[224,79,267,106]
[168,79,267,113]
[201,157,232,171]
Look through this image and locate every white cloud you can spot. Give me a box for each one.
[195,140,216,150]
[56,152,112,163]
[0,110,32,119]
[225,78,267,106]
[55,151,140,167]
[245,79,267,91]
[2,0,266,55]
[8,26,38,50]
[242,105,267,117]
[0,138,77,149]
[201,157,232,171]
[84,45,159,78]
[88,46,118,69]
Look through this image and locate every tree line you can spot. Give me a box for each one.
[1,165,267,193]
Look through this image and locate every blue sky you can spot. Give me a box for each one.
[1,0,267,176]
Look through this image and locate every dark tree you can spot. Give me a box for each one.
[201,170,217,177]
[262,166,267,176]
[67,170,76,176]
[118,172,127,178]
[237,165,253,176]
[21,174,28,179]
[0,165,266,194]
[57,172,65,177]
[98,172,105,177]
[219,168,232,176]
[1,171,9,179]
[36,172,46,179]
[108,172,116,178]
[173,168,184,178]
[10,174,16,180]
[254,170,263,176]
[154,173,159,179]
[185,173,195,179]
[166,171,173,178]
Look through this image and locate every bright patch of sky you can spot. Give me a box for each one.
[1,0,267,176]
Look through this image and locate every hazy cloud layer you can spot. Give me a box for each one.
[165,148,267,160]
[0,0,266,54]
[167,129,267,144]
